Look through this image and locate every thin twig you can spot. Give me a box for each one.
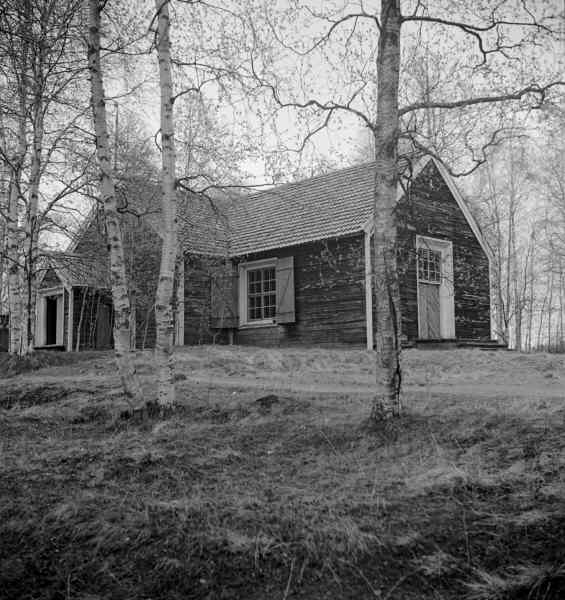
[383,571,414,600]
[348,562,380,598]
[282,557,295,600]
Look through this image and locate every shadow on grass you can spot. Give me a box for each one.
[0,350,105,378]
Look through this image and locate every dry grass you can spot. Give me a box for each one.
[0,349,102,378]
[1,346,564,599]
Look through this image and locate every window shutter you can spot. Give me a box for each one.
[36,296,45,346]
[276,256,295,323]
[211,264,239,328]
[56,294,64,345]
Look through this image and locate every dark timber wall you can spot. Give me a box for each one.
[182,235,367,347]
[71,288,113,350]
[123,217,162,349]
[73,211,163,349]
[397,160,491,340]
[184,254,229,345]
[233,234,366,347]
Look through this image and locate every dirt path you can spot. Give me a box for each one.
[4,364,563,401]
[181,373,564,399]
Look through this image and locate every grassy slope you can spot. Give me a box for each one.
[1,347,564,600]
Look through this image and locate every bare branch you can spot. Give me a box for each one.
[399,82,565,116]
[402,11,554,66]
[265,11,380,58]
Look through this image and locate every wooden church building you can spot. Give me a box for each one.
[35,157,492,351]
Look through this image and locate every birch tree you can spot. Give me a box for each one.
[248,0,564,420]
[153,0,177,409]
[1,1,30,355]
[369,2,403,420]
[87,0,144,407]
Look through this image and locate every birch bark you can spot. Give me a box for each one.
[7,94,28,355]
[154,0,177,409]
[370,0,402,421]
[22,53,45,353]
[7,164,23,355]
[87,0,143,406]
[5,3,31,356]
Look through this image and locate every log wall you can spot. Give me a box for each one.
[183,254,230,345]
[232,234,367,346]
[73,212,162,349]
[397,160,491,340]
[71,287,113,350]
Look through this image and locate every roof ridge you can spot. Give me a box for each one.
[245,161,375,199]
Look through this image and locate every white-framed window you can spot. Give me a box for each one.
[239,258,278,326]
[247,265,276,321]
[418,247,442,284]
[236,257,295,328]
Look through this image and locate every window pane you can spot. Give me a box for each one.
[247,265,278,321]
[264,294,276,318]
[418,247,441,284]
[249,294,262,320]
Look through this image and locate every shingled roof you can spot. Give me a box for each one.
[68,177,230,257]
[42,254,111,289]
[177,193,230,255]
[114,177,231,256]
[226,162,376,256]
[71,157,489,262]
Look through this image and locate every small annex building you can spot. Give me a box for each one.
[35,157,493,351]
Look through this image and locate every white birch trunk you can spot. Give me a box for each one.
[7,103,27,356]
[6,7,31,357]
[174,253,185,346]
[370,0,402,421]
[558,260,564,349]
[154,0,177,408]
[87,0,143,407]
[547,259,554,349]
[7,173,23,355]
[22,77,44,354]
[0,113,9,317]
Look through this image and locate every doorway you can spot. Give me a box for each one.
[36,291,64,347]
[416,236,455,339]
[45,296,58,345]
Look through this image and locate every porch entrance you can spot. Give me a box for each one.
[36,290,65,348]
[45,296,59,345]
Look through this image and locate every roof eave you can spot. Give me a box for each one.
[228,227,366,257]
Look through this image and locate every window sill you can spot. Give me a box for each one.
[239,320,277,329]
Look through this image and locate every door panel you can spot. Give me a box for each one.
[419,282,441,339]
[96,303,113,349]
